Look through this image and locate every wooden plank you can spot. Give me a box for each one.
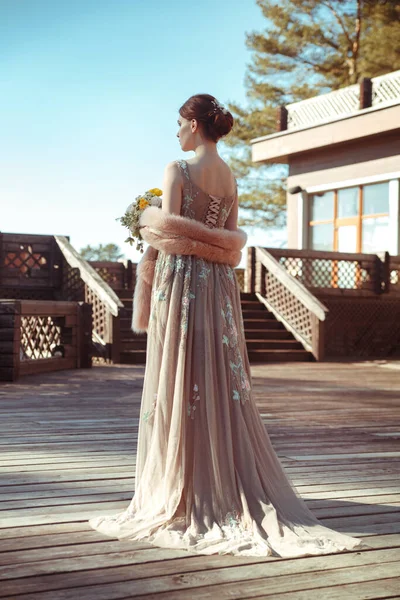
[0,362,399,599]
[20,300,77,316]
[19,357,76,376]
[2,561,400,600]
[0,548,396,598]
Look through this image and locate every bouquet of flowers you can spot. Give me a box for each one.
[117,188,163,253]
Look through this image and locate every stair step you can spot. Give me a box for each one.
[244,329,292,340]
[114,287,134,298]
[247,349,312,362]
[243,319,284,330]
[120,350,147,364]
[241,309,273,319]
[121,340,147,350]
[240,292,257,300]
[120,317,133,327]
[241,301,267,310]
[245,340,303,350]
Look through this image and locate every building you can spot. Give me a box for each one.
[250,69,400,257]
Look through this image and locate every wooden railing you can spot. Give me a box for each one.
[372,69,400,107]
[55,236,125,363]
[246,247,328,360]
[246,248,400,360]
[89,260,135,291]
[265,248,383,295]
[286,84,360,129]
[389,255,400,294]
[0,300,92,381]
[283,69,400,131]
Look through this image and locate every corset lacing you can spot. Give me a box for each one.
[203,196,222,228]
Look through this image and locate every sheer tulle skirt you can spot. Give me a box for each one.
[89,252,370,557]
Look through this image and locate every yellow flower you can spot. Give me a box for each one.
[148,187,162,196]
[139,198,149,210]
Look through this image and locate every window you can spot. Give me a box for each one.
[309,182,390,254]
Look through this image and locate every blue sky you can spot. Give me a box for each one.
[1,0,286,267]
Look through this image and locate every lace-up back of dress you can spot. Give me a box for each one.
[176,160,237,229]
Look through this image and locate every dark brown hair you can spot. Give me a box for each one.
[179,94,234,143]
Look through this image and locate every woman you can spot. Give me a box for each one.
[89,94,369,557]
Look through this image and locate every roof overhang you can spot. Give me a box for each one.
[250,102,400,164]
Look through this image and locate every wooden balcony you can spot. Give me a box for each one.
[251,70,400,164]
[0,362,399,597]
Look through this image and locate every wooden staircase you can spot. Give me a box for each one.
[116,289,312,364]
[240,292,312,362]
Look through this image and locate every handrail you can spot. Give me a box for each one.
[267,247,378,263]
[54,236,124,316]
[256,248,329,321]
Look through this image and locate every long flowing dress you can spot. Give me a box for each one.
[89,159,370,557]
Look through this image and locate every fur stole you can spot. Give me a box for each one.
[131,206,247,333]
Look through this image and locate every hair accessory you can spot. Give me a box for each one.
[211,98,228,115]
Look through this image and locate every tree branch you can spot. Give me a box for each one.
[319,0,353,49]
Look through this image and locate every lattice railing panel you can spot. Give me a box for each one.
[62,259,85,301]
[322,297,400,357]
[372,70,400,107]
[0,288,54,301]
[88,263,125,289]
[20,316,62,360]
[4,245,48,276]
[276,255,376,291]
[265,272,313,346]
[235,268,245,292]
[85,286,110,344]
[389,258,400,293]
[287,85,359,129]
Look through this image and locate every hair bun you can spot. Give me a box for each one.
[179,94,234,142]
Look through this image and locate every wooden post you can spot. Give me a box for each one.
[0,301,21,381]
[261,264,267,297]
[360,77,372,109]
[77,302,92,369]
[0,232,3,290]
[126,259,133,290]
[277,105,288,131]
[255,254,262,295]
[110,312,121,364]
[311,313,325,361]
[245,247,256,294]
[373,254,383,295]
[383,251,390,294]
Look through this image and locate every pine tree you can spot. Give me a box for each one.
[222,0,400,229]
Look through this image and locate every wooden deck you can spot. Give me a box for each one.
[1,361,400,599]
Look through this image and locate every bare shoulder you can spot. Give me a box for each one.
[163,160,181,177]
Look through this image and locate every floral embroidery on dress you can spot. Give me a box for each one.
[187,382,200,419]
[143,392,158,423]
[180,260,195,344]
[226,266,235,286]
[197,258,211,289]
[221,295,251,405]
[177,160,197,219]
[220,509,250,541]
[182,192,195,219]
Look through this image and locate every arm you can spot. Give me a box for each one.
[224,180,238,231]
[161,161,183,215]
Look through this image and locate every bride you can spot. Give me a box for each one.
[89,93,369,557]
